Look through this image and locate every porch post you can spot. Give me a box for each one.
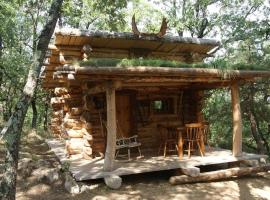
[104,82,117,171]
[231,82,243,157]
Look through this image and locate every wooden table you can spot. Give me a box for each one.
[177,126,205,159]
[158,125,185,158]
[176,127,185,159]
[158,125,205,159]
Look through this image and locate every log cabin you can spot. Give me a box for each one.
[42,29,270,186]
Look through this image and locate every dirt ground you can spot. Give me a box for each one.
[0,135,270,200]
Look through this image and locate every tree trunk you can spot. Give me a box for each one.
[247,84,268,154]
[31,98,37,129]
[43,93,50,131]
[248,110,266,154]
[0,1,63,199]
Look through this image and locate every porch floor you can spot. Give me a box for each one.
[46,139,268,181]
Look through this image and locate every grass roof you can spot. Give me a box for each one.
[79,58,269,71]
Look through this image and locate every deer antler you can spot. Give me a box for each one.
[131,14,168,38]
[157,18,168,37]
[132,15,140,36]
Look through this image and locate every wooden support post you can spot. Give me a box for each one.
[103,82,117,171]
[231,82,243,157]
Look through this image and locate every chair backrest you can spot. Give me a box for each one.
[201,122,210,142]
[185,123,203,140]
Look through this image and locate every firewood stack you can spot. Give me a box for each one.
[49,84,105,159]
[60,87,85,157]
[81,93,106,157]
[50,88,66,137]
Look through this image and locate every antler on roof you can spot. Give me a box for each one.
[131,14,168,38]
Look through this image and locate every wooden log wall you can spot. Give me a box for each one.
[182,90,204,124]
[80,94,106,157]
[132,89,203,154]
[62,87,96,159]
[49,88,66,137]
[49,86,204,159]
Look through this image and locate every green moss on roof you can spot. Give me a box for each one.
[79,58,209,68]
[79,58,269,71]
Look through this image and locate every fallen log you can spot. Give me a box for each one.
[169,165,270,185]
[178,167,200,177]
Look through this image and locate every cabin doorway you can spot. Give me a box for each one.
[116,93,133,138]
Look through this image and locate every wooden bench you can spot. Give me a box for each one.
[115,135,142,160]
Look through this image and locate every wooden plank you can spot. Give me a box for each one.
[103,83,117,171]
[231,82,243,157]
[46,139,269,181]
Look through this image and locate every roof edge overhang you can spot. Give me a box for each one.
[54,28,221,47]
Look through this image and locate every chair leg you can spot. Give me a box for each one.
[197,141,204,157]
[175,143,179,152]
[158,143,162,156]
[115,149,119,158]
[188,142,191,158]
[138,146,142,157]
[164,141,167,157]
[207,141,212,151]
[128,148,131,160]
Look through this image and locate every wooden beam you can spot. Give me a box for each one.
[169,165,270,185]
[75,66,270,79]
[104,82,117,171]
[231,82,243,157]
[86,81,122,95]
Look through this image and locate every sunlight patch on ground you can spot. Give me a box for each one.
[250,185,270,199]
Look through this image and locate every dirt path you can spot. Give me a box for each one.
[1,136,270,200]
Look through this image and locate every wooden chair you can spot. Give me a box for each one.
[184,123,205,158]
[100,120,142,160]
[115,121,142,160]
[115,135,142,160]
[202,122,211,151]
[158,125,178,157]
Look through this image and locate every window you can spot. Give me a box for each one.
[152,98,174,114]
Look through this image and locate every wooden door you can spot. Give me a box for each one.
[116,94,132,138]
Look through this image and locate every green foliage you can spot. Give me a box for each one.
[203,89,233,149]
[61,0,128,31]
[80,58,209,68]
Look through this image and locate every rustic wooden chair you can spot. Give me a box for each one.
[202,122,211,151]
[115,135,142,160]
[115,121,142,160]
[158,125,178,157]
[101,120,142,160]
[184,123,205,158]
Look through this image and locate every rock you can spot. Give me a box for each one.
[32,167,60,183]
[104,175,122,189]
[46,168,59,183]
[36,159,51,168]
[18,158,33,178]
[64,172,80,194]
[27,130,44,142]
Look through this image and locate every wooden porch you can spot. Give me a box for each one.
[47,139,267,181]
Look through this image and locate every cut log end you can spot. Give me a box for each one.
[104,175,122,189]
